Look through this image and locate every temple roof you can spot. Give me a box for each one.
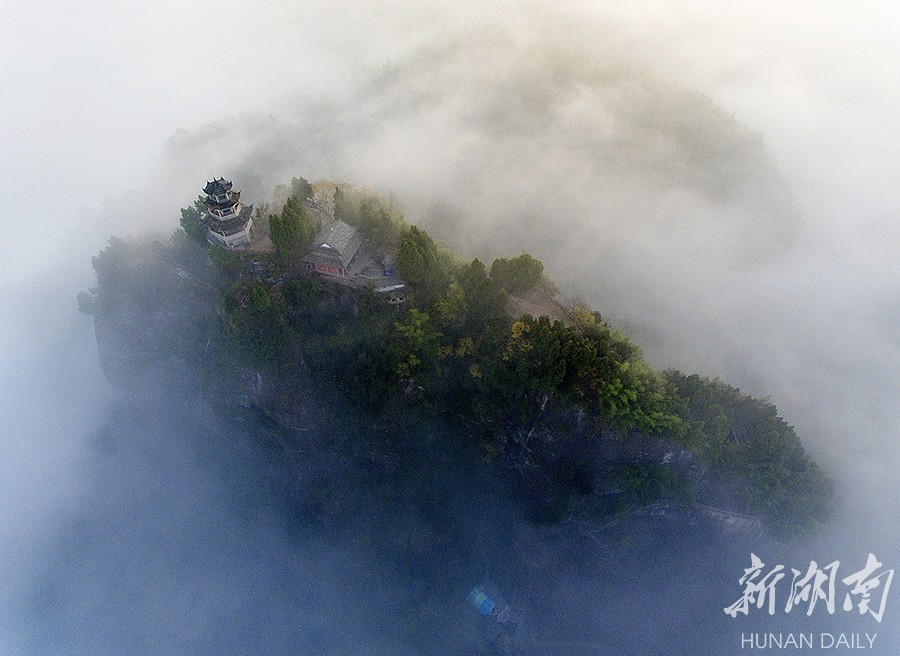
[202,203,253,236]
[203,177,233,196]
[205,190,241,209]
[305,219,362,269]
[303,250,346,269]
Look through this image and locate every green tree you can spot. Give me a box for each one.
[330,186,406,245]
[180,196,208,245]
[457,258,509,336]
[490,253,544,294]
[290,176,313,201]
[394,309,441,378]
[207,244,243,279]
[665,370,835,534]
[396,226,450,302]
[332,187,359,225]
[282,277,326,311]
[249,281,272,313]
[359,197,404,245]
[397,228,426,283]
[333,187,352,222]
[268,213,285,251]
[269,197,315,260]
[616,464,693,507]
[434,281,466,331]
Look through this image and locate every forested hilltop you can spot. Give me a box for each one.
[81,179,833,538]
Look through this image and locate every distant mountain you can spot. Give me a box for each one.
[155,25,798,275]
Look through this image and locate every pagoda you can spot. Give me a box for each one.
[201,177,253,248]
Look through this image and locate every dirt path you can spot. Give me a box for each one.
[506,289,574,326]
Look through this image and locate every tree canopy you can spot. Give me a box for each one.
[290,176,313,201]
[269,196,315,260]
[179,196,208,245]
[156,178,836,537]
[490,253,545,294]
[333,186,406,246]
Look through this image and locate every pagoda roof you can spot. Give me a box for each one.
[202,203,253,236]
[204,177,233,196]
[205,189,241,209]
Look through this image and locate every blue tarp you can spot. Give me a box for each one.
[467,587,496,615]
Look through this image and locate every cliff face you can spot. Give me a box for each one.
[87,236,324,427]
[84,233,772,554]
[88,239,210,393]
[86,236,795,656]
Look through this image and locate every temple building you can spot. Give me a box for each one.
[301,217,362,277]
[201,177,254,248]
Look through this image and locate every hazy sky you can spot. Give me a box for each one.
[4,0,899,277]
[1,1,897,652]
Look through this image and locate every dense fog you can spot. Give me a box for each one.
[1,1,897,653]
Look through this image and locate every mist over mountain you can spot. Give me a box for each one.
[140,19,898,532]
[155,24,797,266]
[2,2,898,654]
